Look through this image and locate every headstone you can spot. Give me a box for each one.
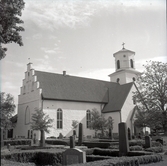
[70,136,75,148]
[31,132,39,146]
[128,128,132,140]
[1,127,4,147]
[145,136,151,148]
[62,148,86,165]
[78,123,83,146]
[73,130,76,140]
[119,122,129,156]
[40,130,45,147]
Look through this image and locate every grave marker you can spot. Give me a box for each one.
[145,136,151,148]
[119,122,129,156]
[62,148,86,165]
[78,123,83,146]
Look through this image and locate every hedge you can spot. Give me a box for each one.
[1,150,162,166]
[1,152,62,166]
[85,148,153,157]
[4,139,31,146]
[45,139,69,146]
[82,142,111,148]
[70,154,162,166]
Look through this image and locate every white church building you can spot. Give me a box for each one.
[13,46,141,139]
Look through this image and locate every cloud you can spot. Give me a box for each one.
[22,0,115,30]
[75,68,115,81]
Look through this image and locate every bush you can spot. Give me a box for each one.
[86,155,112,162]
[129,139,145,147]
[1,152,62,165]
[45,139,69,146]
[93,148,119,157]
[152,141,163,147]
[129,145,143,151]
[145,147,163,153]
[4,139,31,146]
[82,142,111,148]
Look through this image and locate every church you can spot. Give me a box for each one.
[13,46,141,140]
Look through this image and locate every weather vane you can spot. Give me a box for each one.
[122,42,125,49]
[28,58,30,63]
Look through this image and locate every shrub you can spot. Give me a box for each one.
[145,147,163,153]
[45,139,69,146]
[129,145,143,151]
[1,152,62,165]
[86,155,112,162]
[152,141,163,147]
[129,139,145,147]
[82,142,111,148]
[93,148,119,157]
[4,139,31,146]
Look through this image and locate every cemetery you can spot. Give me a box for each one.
[1,122,167,166]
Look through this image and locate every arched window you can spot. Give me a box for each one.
[117,78,120,83]
[57,108,63,129]
[25,106,30,125]
[117,60,120,69]
[130,59,134,68]
[86,110,91,128]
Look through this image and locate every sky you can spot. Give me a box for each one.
[1,0,166,112]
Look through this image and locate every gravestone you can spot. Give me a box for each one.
[128,128,132,140]
[145,136,151,148]
[62,148,86,165]
[78,123,83,146]
[70,136,75,148]
[31,133,39,146]
[1,127,4,147]
[119,122,129,156]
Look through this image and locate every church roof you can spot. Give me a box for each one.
[35,70,133,112]
[102,82,133,113]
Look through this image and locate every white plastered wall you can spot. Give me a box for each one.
[43,100,104,138]
[14,64,42,139]
[103,111,121,134]
[121,84,136,135]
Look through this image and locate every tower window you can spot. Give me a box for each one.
[123,55,126,57]
[57,108,63,129]
[117,60,120,69]
[130,59,134,68]
[117,78,120,83]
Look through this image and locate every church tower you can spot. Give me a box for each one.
[109,43,141,84]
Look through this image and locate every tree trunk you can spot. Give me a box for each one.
[40,130,45,147]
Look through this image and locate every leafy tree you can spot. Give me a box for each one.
[133,61,167,135]
[106,116,114,139]
[0,0,25,60]
[31,109,54,147]
[90,108,114,138]
[0,92,16,130]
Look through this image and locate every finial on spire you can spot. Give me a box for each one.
[122,42,125,49]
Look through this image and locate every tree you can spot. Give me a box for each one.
[0,0,25,60]
[106,116,114,139]
[90,108,114,138]
[0,92,16,130]
[31,109,54,147]
[133,61,167,135]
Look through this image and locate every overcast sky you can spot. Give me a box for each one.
[1,0,166,112]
